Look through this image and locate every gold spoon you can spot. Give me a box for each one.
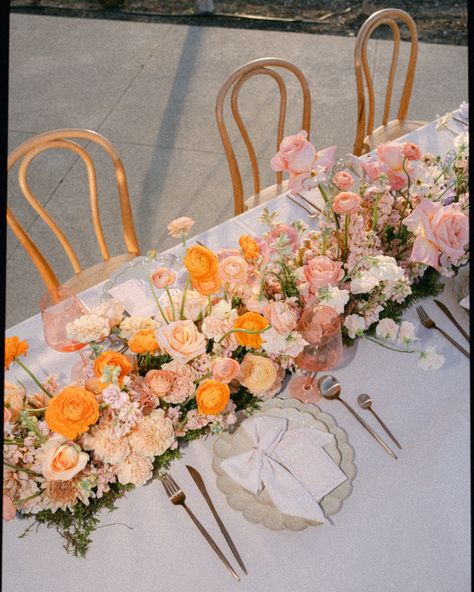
[358,394,402,450]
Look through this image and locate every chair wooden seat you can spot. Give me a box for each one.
[353,9,425,155]
[216,58,311,215]
[362,118,427,153]
[62,252,137,294]
[244,179,290,211]
[7,129,140,294]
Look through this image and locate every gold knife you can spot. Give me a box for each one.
[186,465,248,575]
[434,299,470,342]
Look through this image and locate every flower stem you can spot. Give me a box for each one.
[318,184,340,230]
[165,287,176,321]
[207,295,212,316]
[148,273,169,325]
[4,461,42,478]
[365,335,416,353]
[217,325,271,344]
[179,276,191,320]
[16,360,53,398]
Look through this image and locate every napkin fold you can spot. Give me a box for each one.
[220,415,347,524]
[108,278,157,317]
[459,295,469,311]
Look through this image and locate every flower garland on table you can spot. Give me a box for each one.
[3,106,469,555]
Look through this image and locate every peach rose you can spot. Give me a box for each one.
[271,130,316,176]
[191,273,222,296]
[4,382,25,422]
[3,495,16,521]
[94,351,132,382]
[332,191,361,215]
[184,245,219,280]
[151,267,176,289]
[303,256,344,291]
[45,386,99,440]
[211,358,240,383]
[156,320,206,364]
[144,369,174,396]
[4,336,28,370]
[333,171,354,190]
[238,353,279,396]
[195,380,230,415]
[263,301,297,335]
[218,256,249,285]
[233,312,269,348]
[403,199,469,268]
[167,217,195,238]
[128,329,159,354]
[239,235,260,260]
[41,435,89,481]
[402,142,422,161]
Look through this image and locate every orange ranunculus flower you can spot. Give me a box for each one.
[184,245,219,280]
[94,351,131,382]
[233,312,269,349]
[191,273,222,296]
[4,337,28,370]
[45,386,99,439]
[128,329,159,354]
[239,235,260,260]
[195,379,230,415]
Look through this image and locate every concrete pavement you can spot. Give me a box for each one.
[6,14,468,327]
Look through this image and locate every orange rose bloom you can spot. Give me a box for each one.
[191,273,222,296]
[94,351,131,382]
[4,337,28,370]
[195,380,230,415]
[239,235,260,260]
[45,386,99,439]
[233,312,269,348]
[128,329,159,354]
[184,245,219,280]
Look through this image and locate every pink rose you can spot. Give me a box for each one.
[402,142,422,161]
[303,256,344,291]
[212,358,240,383]
[3,495,16,521]
[151,267,176,289]
[144,369,175,396]
[268,224,300,252]
[218,256,249,285]
[167,217,195,238]
[332,192,361,215]
[156,320,206,364]
[263,301,298,335]
[403,199,469,269]
[333,171,354,190]
[271,130,316,175]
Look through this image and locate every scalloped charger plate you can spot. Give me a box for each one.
[212,397,356,531]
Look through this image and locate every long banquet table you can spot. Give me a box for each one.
[3,114,470,592]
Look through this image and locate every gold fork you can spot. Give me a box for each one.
[416,305,470,358]
[161,474,240,581]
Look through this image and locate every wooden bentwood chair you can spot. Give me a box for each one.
[216,58,311,215]
[353,8,427,156]
[7,129,140,293]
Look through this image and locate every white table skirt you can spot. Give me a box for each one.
[3,115,470,592]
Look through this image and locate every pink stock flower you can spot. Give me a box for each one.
[303,256,344,292]
[332,191,361,215]
[333,171,354,190]
[268,224,300,252]
[151,268,176,289]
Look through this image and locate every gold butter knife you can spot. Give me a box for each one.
[433,299,470,342]
[186,465,248,575]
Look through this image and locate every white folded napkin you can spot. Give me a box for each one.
[460,295,469,311]
[108,278,157,317]
[220,415,347,524]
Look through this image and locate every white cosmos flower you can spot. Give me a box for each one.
[397,321,417,345]
[350,272,379,294]
[66,313,110,343]
[318,286,350,315]
[418,346,445,370]
[375,318,399,341]
[367,256,404,282]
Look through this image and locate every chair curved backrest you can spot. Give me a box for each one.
[353,8,418,155]
[216,58,311,215]
[7,129,140,290]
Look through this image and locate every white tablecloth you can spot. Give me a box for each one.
[3,116,470,592]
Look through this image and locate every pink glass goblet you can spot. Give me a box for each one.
[40,286,90,353]
[288,303,343,404]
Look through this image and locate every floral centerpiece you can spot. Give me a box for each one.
[3,108,469,555]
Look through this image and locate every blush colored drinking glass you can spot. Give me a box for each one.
[288,302,343,404]
[40,286,90,352]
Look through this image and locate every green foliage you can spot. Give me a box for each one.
[136,352,172,376]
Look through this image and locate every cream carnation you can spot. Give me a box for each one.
[66,314,110,343]
[115,453,153,486]
[128,409,175,457]
[119,316,159,340]
[90,299,125,327]
[82,425,130,465]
